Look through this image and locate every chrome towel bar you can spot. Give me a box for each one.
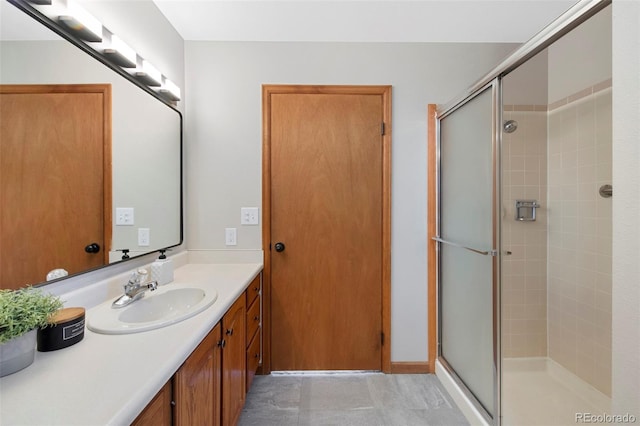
[432,237,498,257]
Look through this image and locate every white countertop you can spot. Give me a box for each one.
[0,262,262,426]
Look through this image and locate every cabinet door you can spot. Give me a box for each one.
[222,296,246,426]
[212,323,222,426]
[131,381,172,426]
[246,278,262,391]
[246,327,261,390]
[173,324,222,426]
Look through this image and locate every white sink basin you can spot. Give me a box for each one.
[88,284,218,335]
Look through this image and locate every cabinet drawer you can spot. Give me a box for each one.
[245,275,260,308]
[246,328,260,390]
[246,296,260,346]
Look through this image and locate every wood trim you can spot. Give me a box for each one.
[390,362,431,374]
[427,104,438,374]
[102,86,113,266]
[0,84,110,95]
[260,85,392,96]
[0,83,112,266]
[381,87,392,374]
[261,86,273,374]
[262,84,392,373]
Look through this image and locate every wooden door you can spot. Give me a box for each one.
[265,85,391,371]
[173,323,221,426]
[222,296,246,426]
[0,85,111,289]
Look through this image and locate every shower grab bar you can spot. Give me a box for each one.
[432,236,498,257]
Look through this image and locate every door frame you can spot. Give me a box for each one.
[427,104,437,374]
[261,85,392,373]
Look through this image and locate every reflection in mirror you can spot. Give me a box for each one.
[0,1,182,290]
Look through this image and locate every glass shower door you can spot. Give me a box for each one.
[437,81,499,421]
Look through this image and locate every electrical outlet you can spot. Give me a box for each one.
[138,228,150,246]
[115,207,134,225]
[240,207,259,225]
[225,228,237,246]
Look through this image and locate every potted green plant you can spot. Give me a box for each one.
[0,287,63,377]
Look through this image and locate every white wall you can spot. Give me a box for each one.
[547,5,612,103]
[611,0,640,419]
[184,41,516,362]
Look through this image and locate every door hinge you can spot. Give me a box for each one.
[269,243,272,251]
[381,122,385,136]
[381,331,385,346]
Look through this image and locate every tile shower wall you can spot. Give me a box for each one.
[547,82,612,396]
[502,107,549,358]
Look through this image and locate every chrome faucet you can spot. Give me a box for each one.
[112,268,158,308]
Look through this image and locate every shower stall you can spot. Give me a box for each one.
[433,1,612,425]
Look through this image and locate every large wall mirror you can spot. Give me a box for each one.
[0,0,183,290]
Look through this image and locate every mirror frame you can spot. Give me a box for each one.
[5,0,184,287]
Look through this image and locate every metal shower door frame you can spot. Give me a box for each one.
[433,2,612,425]
[435,78,502,424]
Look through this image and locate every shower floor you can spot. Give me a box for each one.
[502,358,611,426]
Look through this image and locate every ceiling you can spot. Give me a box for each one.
[152,0,578,43]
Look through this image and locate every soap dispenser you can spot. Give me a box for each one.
[150,250,173,286]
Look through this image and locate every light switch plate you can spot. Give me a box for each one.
[240,207,259,225]
[116,207,134,225]
[138,228,150,246]
[225,228,237,246]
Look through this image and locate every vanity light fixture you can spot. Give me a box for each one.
[57,0,103,43]
[11,0,181,105]
[156,77,181,102]
[135,59,162,87]
[103,34,136,68]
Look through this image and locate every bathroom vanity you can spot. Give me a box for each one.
[0,261,263,425]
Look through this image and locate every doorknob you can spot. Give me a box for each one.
[85,243,101,253]
[274,242,285,252]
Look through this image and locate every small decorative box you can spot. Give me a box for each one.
[37,307,85,352]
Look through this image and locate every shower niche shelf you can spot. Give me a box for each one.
[515,200,540,221]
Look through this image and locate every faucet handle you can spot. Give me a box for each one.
[128,268,149,286]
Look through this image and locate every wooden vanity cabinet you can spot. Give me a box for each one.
[245,274,262,390]
[173,323,222,426]
[221,295,247,426]
[131,381,173,426]
[135,274,262,426]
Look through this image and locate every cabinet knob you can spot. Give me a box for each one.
[254,315,260,321]
[226,328,234,336]
[217,339,226,348]
[274,242,285,252]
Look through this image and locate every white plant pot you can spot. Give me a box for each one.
[0,329,37,377]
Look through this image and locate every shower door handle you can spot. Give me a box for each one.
[432,237,497,257]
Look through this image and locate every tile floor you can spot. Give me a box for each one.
[238,373,469,426]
